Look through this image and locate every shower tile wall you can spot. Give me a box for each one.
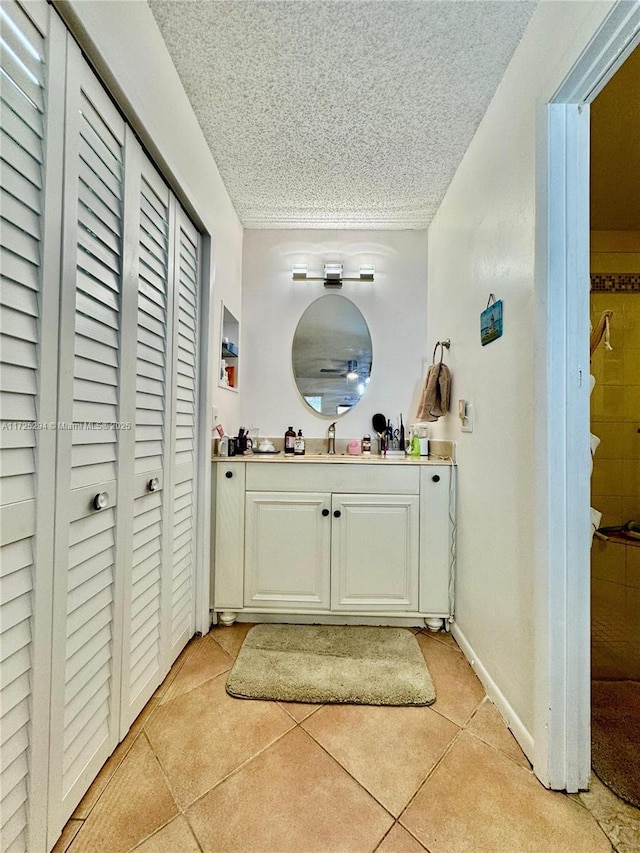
[591,539,640,679]
[590,288,640,680]
[590,291,640,528]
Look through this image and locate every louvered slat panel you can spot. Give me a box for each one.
[129,492,162,708]
[139,258,169,298]
[1,130,42,190]
[135,177,168,477]
[1,64,43,139]
[121,167,170,722]
[1,107,43,173]
[140,216,168,260]
[75,332,118,368]
[170,218,199,650]
[0,4,46,849]
[72,103,122,442]
[1,189,40,241]
[48,59,125,831]
[62,508,115,793]
[1,160,42,219]
[137,344,164,372]
[171,468,194,646]
[138,289,165,324]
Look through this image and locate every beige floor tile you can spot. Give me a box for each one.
[576,774,640,853]
[131,815,201,852]
[146,671,295,807]
[415,633,485,726]
[68,735,178,853]
[187,727,393,853]
[161,633,233,703]
[376,823,427,853]
[466,697,531,769]
[210,622,255,659]
[51,819,83,852]
[401,731,612,852]
[302,702,459,816]
[420,628,459,650]
[277,700,323,722]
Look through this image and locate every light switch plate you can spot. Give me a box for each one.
[461,403,473,433]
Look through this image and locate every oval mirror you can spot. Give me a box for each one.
[292,294,373,416]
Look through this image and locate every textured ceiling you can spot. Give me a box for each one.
[149,0,537,229]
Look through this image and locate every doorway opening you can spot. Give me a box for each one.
[588,44,640,810]
[536,0,639,795]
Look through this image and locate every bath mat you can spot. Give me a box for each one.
[226,624,435,706]
[591,680,640,809]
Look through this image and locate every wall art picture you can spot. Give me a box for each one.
[480,296,503,346]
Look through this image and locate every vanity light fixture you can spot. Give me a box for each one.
[291,264,309,281]
[291,262,375,287]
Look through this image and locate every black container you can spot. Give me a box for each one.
[284,426,296,454]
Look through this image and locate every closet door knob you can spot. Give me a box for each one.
[93,491,109,511]
[432,474,440,483]
[148,477,160,492]
[225,471,233,478]
[322,508,330,517]
[333,510,341,518]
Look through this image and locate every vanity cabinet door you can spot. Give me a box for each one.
[244,492,331,609]
[212,463,246,610]
[419,466,452,614]
[331,494,419,611]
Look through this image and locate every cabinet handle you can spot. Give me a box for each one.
[225,471,233,478]
[322,508,329,517]
[432,474,440,483]
[148,477,160,492]
[333,510,341,518]
[93,491,109,511]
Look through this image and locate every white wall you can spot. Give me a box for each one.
[59,0,244,434]
[426,0,614,739]
[240,230,428,439]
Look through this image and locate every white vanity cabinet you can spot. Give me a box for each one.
[244,492,331,609]
[211,459,453,627]
[330,493,419,611]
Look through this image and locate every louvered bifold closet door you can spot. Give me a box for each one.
[47,41,128,840]
[168,209,200,661]
[119,144,175,735]
[0,2,64,851]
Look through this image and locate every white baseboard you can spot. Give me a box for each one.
[451,623,535,763]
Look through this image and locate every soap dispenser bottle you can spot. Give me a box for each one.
[284,426,296,455]
[294,429,305,455]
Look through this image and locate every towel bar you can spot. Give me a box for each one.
[432,339,451,362]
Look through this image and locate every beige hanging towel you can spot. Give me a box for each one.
[416,346,451,422]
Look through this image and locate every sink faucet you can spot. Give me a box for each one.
[327,422,336,455]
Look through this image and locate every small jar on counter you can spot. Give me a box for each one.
[361,435,371,455]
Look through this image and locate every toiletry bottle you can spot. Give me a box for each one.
[294,429,305,455]
[284,426,296,455]
[362,435,371,456]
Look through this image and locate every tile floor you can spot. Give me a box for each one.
[53,625,639,853]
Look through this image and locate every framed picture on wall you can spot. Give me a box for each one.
[480,296,503,345]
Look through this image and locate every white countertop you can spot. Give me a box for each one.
[212,452,453,465]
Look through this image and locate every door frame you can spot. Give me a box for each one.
[534,0,640,791]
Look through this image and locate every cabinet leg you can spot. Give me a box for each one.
[424,617,444,632]
[219,611,238,627]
